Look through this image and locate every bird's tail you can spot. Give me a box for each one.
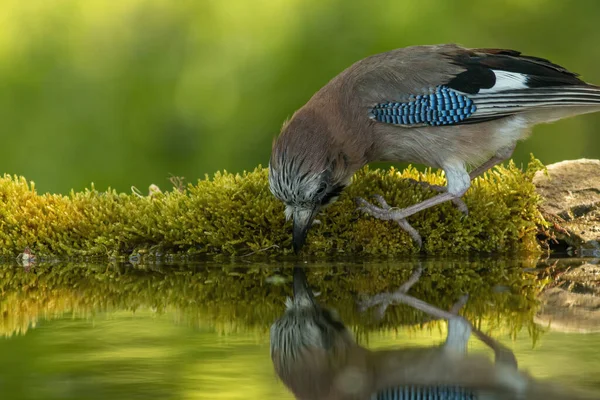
[472,85,600,121]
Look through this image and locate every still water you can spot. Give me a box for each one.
[0,258,599,399]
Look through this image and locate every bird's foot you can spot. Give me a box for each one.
[355,195,423,247]
[357,267,424,319]
[358,267,469,325]
[359,268,473,353]
[359,267,519,369]
[405,179,469,215]
[355,193,395,219]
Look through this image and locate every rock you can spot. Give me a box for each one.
[535,287,600,332]
[533,159,600,256]
[535,263,600,333]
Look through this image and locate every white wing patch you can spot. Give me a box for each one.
[478,70,529,94]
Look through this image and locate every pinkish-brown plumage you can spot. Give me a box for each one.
[269,44,600,251]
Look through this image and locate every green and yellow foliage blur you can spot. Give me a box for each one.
[0,0,599,194]
[0,158,546,258]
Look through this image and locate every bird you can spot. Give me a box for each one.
[268,44,600,252]
[269,266,600,400]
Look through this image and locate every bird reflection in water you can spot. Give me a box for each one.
[270,267,599,400]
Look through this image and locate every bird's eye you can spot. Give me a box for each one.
[319,184,344,206]
[322,308,346,332]
[316,184,327,196]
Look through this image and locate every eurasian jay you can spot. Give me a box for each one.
[268,44,600,252]
[269,267,599,399]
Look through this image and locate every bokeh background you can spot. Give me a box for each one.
[1,0,599,194]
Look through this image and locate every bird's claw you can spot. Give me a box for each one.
[355,196,405,220]
[354,197,369,208]
[357,267,423,319]
[355,196,423,247]
[370,194,390,209]
[396,219,423,248]
[454,199,469,215]
[358,267,472,330]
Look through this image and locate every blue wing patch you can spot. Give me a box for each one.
[369,86,477,126]
[371,385,476,400]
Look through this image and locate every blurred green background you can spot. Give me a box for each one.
[1,0,599,194]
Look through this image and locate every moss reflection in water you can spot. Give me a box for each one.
[0,260,546,340]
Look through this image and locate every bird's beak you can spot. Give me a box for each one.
[293,266,316,305]
[292,207,319,253]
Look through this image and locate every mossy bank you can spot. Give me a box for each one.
[0,157,546,259]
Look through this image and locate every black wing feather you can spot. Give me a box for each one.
[444,48,586,94]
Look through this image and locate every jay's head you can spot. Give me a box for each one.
[269,111,351,253]
[270,267,354,394]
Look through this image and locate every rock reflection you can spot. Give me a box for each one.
[270,266,599,400]
[535,258,600,333]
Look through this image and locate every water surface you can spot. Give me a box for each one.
[0,259,598,399]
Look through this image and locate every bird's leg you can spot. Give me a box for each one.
[356,164,470,246]
[442,296,517,370]
[359,268,473,354]
[442,294,517,368]
[358,266,465,322]
[355,192,455,246]
[404,179,468,214]
[359,268,518,368]
[468,144,515,179]
[445,316,471,355]
[355,145,516,246]
[356,190,462,236]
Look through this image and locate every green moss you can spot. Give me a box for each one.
[0,156,546,258]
